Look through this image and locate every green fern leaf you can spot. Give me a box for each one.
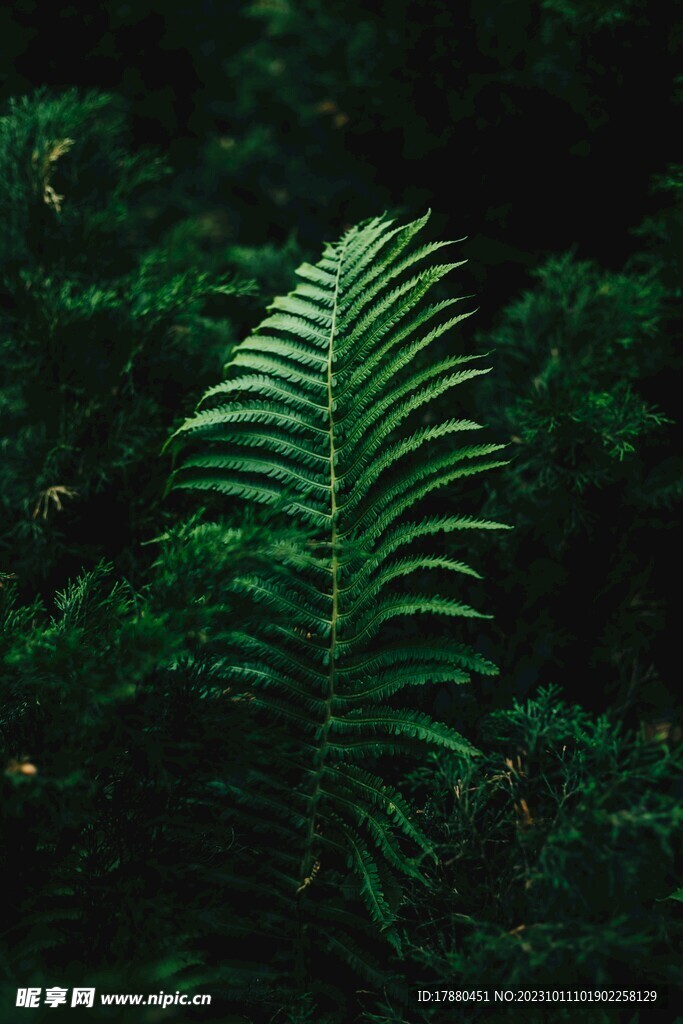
[168,212,506,976]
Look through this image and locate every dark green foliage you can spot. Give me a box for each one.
[635,164,683,296]
[398,688,683,1022]
[0,2,681,1019]
[478,250,672,543]
[0,514,314,1020]
[471,238,681,715]
[0,89,250,592]
[541,0,639,27]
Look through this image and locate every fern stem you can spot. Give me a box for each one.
[298,233,349,888]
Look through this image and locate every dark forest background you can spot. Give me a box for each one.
[0,2,681,1021]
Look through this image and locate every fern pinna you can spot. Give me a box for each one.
[167,213,507,996]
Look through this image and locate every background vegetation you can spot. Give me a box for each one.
[0,2,680,1021]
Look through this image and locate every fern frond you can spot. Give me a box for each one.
[168,212,505,985]
[345,829,395,930]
